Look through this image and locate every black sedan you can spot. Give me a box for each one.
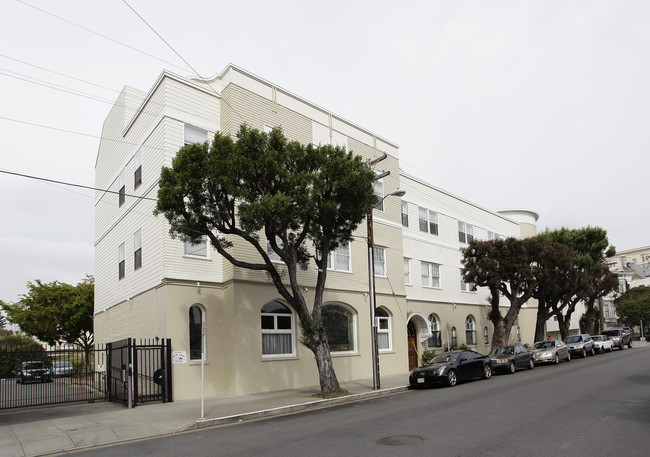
[409,350,492,387]
[488,344,534,374]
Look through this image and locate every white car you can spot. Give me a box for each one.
[591,335,614,353]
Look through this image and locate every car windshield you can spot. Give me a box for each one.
[489,346,514,356]
[53,362,71,368]
[565,336,581,343]
[24,362,44,369]
[592,336,603,341]
[533,341,553,349]
[431,352,459,363]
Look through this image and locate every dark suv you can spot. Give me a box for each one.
[16,361,52,384]
[565,334,595,357]
[602,328,632,350]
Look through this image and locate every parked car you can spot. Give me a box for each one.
[52,361,74,377]
[488,344,534,374]
[591,335,614,353]
[16,361,52,384]
[602,328,632,349]
[531,339,571,365]
[409,350,492,387]
[565,334,595,358]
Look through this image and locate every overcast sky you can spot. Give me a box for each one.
[1,0,649,305]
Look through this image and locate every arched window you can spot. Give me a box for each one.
[465,315,477,345]
[451,326,457,347]
[427,314,442,348]
[323,304,356,352]
[376,307,392,351]
[483,326,489,344]
[189,305,204,361]
[261,301,294,357]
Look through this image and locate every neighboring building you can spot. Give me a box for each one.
[94,64,539,399]
[602,246,650,331]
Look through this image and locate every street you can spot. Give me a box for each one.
[57,347,650,457]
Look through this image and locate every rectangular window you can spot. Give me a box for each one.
[184,237,208,257]
[184,124,208,145]
[327,242,351,272]
[458,221,473,243]
[118,243,125,279]
[134,147,142,190]
[373,246,386,277]
[418,207,438,235]
[460,270,475,291]
[373,179,385,211]
[488,231,501,241]
[134,229,142,270]
[267,237,284,263]
[118,169,125,207]
[421,261,440,288]
[401,200,409,227]
[404,258,411,285]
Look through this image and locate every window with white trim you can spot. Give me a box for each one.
[373,179,385,211]
[322,304,356,352]
[266,237,284,263]
[376,307,392,351]
[118,169,125,207]
[483,326,489,344]
[189,305,204,361]
[418,207,438,235]
[134,229,142,270]
[118,243,125,279]
[428,314,442,348]
[421,261,440,288]
[401,200,409,227]
[451,326,457,347]
[488,231,501,241]
[465,315,477,345]
[327,242,351,272]
[184,124,208,145]
[373,246,386,277]
[403,258,411,285]
[460,269,476,292]
[261,301,295,357]
[185,237,208,257]
[458,221,474,244]
[134,147,142,190]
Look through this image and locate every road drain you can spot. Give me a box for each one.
[377,435,424,446]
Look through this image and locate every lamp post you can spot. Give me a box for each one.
[368,187,405,390]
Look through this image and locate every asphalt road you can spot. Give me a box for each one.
[59,347,650,457]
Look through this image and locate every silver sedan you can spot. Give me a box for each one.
[531,339,571,365]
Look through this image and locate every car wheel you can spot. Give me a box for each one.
[446,369,458,387]
[582,348,587,358]
[508,362,516,374]
[528,359,534,370]
[619,343,624,350]
[609,346,613,352]
[590,347,595,356]
[482,364,492,379]
[554,353,560,364]
[628,341,632,348]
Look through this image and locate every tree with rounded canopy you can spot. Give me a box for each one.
[1,276,94,352]
[614,285,650,331]
[155,125,378,397]
[462,236,547,348]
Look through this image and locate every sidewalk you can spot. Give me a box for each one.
[0,374,409,457]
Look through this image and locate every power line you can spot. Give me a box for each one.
[0,169,158,202]
[17,0,189,74]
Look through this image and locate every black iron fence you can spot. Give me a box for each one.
[0,338,172,410]
[0,344,107,410]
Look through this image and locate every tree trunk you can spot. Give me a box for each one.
[309,328,348,398]
[583,299,597,335]
[534,309,547,343]
[491,318,509,348]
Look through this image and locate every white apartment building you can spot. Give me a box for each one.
[94,64,538,399]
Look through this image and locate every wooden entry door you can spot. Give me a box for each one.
[407,321,418,370]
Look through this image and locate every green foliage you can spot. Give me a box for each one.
[0,333,48,378]
[615,286,650,328]
[1,276,94,351]
[421,349,436,364]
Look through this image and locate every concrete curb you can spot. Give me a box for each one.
[185,385,409,431]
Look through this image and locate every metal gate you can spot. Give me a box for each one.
[107,338,172,407]
[0,345,107,410]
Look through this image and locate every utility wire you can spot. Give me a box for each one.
[17,0,189,74]
[0,169,158,202]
